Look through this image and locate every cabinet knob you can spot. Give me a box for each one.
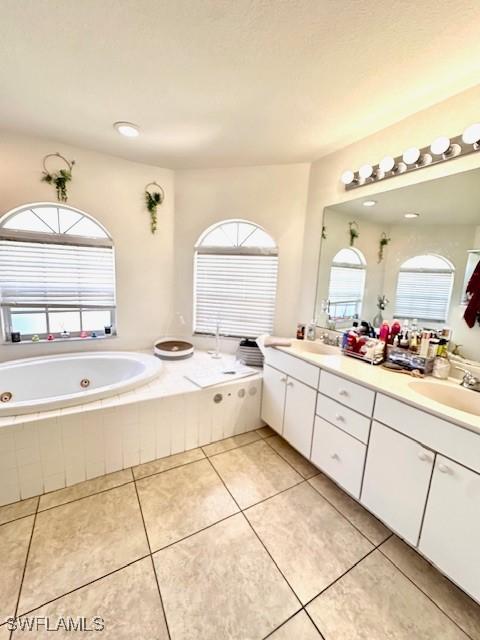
[280,377,287,383]
[287,381,294,387]
[339,389,349,397]
[330,452,340,460]
[418,451,433,463]
[335,414,345,422]
[438,463,452,474]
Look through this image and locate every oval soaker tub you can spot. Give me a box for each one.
[0,351,163,416]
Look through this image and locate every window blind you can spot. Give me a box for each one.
[194,253,278,337]
[394,270,453,322]
[0,240,116,308]
[327,266,366,317]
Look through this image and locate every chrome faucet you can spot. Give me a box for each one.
[320,332,341,347]
[455,367,480,392]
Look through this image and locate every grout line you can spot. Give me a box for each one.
[132,475,172,640]
[303,608,327,639]
[377,543,476,640]
[261,433,318,480]
[37,479,135,514]
[132,453,206,482]
[204,435,267,460]
[240,478,307,511]
[0,496,39,530]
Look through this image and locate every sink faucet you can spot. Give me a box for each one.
[320,332,341,347]
[455,366,480,392]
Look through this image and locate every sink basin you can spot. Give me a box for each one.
[286,340,339,356]
[409,380,480,416]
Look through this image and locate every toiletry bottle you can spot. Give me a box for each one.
[296,323,305,340]
[390,321,401,345]
[306,320,316,341]
[419,331,431,358]
[379,322,390,343]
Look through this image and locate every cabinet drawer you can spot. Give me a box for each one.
[318,371,375,416]
[264,348,320,388]
[374,393,480,474]
[311,416,366,499]
[316,394,371,444]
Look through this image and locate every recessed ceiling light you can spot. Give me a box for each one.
[404,213,420,219]
[362,200,377,207]
[114,121,140,138]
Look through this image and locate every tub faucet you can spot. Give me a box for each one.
[455,367,480,392]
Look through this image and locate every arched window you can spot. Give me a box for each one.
[394,254,454,322]
[194,219,278,337]
[0,203,116,341]
[327,247,366,320]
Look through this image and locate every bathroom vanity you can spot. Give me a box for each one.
[261,341,480,604]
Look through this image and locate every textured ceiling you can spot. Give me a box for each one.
[2,0,480,168]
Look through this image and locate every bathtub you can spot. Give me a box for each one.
[0,351,162,416]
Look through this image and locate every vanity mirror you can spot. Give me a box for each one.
[315,167,480,361]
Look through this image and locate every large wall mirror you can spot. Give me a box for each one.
[315,167,480,361]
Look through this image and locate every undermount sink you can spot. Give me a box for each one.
[409,380,480,416]
[287,340,339,356]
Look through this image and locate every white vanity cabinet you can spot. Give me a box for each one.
[361,421,435,546]
[283,378,317,457]
[261,365,287,434]
[419,456,480,602]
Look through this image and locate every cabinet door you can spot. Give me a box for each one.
[419,456,480,603]
[261,365,286,434]
[283,377,317,458]
[361,421,434,545]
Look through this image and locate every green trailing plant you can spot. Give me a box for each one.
[144,182,165,234]
[348,221,359,246]
[41,153,75,203]
[378,231,392,263]
[377,294,389,311]
[321,225,327,240]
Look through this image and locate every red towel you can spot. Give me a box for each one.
[464,260,480,328]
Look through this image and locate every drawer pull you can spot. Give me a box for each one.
[339,389,349,397]
[418,451,433,463]
[335,414,345,422]
[330,452,340,460]
[438,463,452,474]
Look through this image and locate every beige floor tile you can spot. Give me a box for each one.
[0,516,34,624]
[39,469,132,511]
[307,550,469,640]
[133,447,205,480]
[246,483,373,603]
[0,624,10,640]
[381,536,480,640]
[267,435,318,479]
[269,611,321,639]
[136,458,238,550]
[19,484,148,614]
[0,497,38,526]
[309,473,390,545]
[12,558,169,639]
[203,430,260,456]
[256,426,276,438]
[210,440,302,508]
[154,513,300,640]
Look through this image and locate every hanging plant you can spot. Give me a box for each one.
[378,231,392,263]
[321,225,327,240]
[41,153,75,202]
[144,181,165,234]
[348,221,359,246]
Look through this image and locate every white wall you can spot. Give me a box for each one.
[0,131,175,360]
[172,164,311,339]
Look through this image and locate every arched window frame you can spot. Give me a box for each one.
[394,253,454,323]
[0,203,116,342]
[194,219,278,338]
[327,247,366,321]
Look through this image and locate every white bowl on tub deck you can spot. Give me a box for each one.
[0,351,163,416]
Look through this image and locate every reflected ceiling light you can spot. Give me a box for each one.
[404,213,420,219]
[114,121,140,137]
[402,147,421,165]
[358,164,373,180]
[379,155,395,173]
[462,123,480,146]
[341,170,355,185]
[362,200,377,207]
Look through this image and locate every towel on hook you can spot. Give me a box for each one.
[464,260,480,328]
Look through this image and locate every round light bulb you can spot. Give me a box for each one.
[404,213,420,219]
[462,123,480,145]
[362,200,377,207]
[402,147,421,165]
[341,170,355,185]
[114,121,140,137]
[430,136,450,155]
[379,156,395,172]
[359,164,373,180]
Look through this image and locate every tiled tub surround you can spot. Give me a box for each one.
[0,351,262,506]
[1,430,479,639]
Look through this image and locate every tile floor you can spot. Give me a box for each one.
[1,426,479,639]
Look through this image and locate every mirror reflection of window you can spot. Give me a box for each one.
[327,247,366,320]
[394,254,454,323]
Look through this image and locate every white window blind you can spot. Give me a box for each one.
[395,270,454,322]
[327,248,366,319]
[0,240,116,308]
[195,253,278,337]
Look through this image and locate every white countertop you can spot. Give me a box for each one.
[276,343,480,436]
